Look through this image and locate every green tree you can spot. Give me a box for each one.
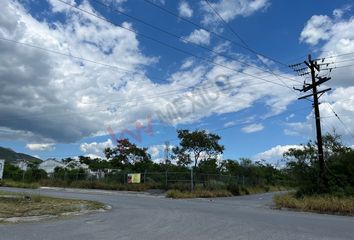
[104,138,151,169]
[284,132,354,195]
[198,158,218,174]
[173,129,224,168]
[79,156,110,172]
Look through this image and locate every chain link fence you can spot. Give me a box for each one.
[2,168,287,191]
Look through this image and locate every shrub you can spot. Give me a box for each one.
[166,189,232,199]
[206,180,227,191]
[227,183,240,196]
[274,193,354,215]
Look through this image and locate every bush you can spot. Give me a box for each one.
[206,180,227,191]
[241,186,250,195]
[274,193,354,215]
[227,183,240,196]
[0,180,39,189]
[166,189,232,199]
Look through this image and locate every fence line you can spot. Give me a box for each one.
[3,168,287,189]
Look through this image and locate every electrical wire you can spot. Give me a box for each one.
[202,0,300,94]
[89,0,300,84]
[56,0,297,90]
[142,0,289,68]
[324,103,354,139]
[38,105,312,159]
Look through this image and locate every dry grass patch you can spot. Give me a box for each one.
[274,193,354,215]
[166,189,232,199]
[0,191,105,219]
[0,180,39,189]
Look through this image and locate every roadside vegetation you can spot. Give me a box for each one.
[275,132,354,215]
[0,180,39,189]
[0,191,105,221]
[274,193,354,215]
[2,129,289,197]
[166,189,232,198]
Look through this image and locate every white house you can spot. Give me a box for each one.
[64,159,89,170]
[39,158,64,173]
[14,159,29,171]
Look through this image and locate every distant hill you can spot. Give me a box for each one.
[0,146,42,165]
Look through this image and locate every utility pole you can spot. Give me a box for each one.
[290,54,332,191]
[164,141,170,165]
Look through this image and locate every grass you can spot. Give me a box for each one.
[0,180,39,189]
[166,189,233,199]
[274,193,354,215]
[167,184,289,199]
[2,178,288,198]
[39,179,163,192]
[0,191,105,219]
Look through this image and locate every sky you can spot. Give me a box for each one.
[0,0,354,165]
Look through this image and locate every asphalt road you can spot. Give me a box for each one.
[0,187,354,240]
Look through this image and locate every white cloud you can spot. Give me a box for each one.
[0,0,156,142]
[147,144,174,163]
[0,0,302,146]
[182,29,211,45]
[253,144,303,165]
[26,143,55,151]
[224,121,236,127]
[178,1,193,18]
[180,58,194,69]
[333,5,351,19]
[300,15,333,45]
[47,0,76,13]
[285,113,295,121]
[292,10,354,143]
[241,123,264,133]
[201,0,269,26]
[80,139,114,158]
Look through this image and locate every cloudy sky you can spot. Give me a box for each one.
[0,0,353,164]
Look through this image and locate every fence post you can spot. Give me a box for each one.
[165,170,168,188]
[190,168,194,192]
[242,175,245,187]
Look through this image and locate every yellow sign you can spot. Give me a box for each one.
[127,173,141,184]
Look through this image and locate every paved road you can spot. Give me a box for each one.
[0,187,354,240]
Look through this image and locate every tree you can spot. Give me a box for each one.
[198,158,218,174]
[79,156,110,172]
[284,132,354,195]
[221,159,240,175]
[172,146,192,167]
[104,138,151,169]
[173,129,224,168]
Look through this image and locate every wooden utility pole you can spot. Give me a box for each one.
[290,54,332,190]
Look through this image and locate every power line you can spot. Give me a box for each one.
[89,0,300,83]
[324,102,354,138]
[202,0,299,93]
[0,37,289,122]
[142,0,289,68]
[38,105,312,159]
[55,0,295,90]
[321,51,354,60]
[331,57,354,64]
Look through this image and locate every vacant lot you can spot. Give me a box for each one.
[0,191,104,220]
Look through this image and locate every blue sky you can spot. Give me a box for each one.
[0,0,354,164]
